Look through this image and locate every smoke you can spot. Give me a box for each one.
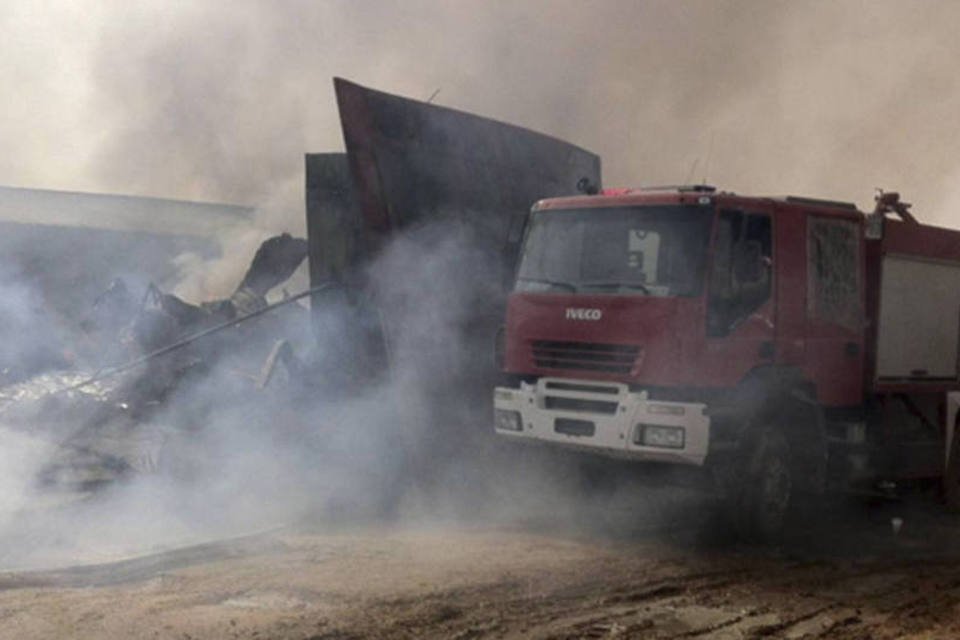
[0,265,72,384]
[3,2,960,226]
[0,218,464,567]
[170,224,277,301]
[0,210,691,570]
[3,0,960,568]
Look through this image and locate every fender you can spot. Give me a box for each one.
[709,366,827,494]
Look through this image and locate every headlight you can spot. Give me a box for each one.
[635,424,685,449]
[495,409,523,432]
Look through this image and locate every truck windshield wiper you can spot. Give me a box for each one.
[579,281,652,295]
[516,277,578,293]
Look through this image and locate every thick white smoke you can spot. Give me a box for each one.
[5,2,960,226]
[2,0,953,568]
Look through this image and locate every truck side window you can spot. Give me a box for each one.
[807,217,860,331]
[707,210,772,337]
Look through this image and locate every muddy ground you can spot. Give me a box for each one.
[2,493,960,640]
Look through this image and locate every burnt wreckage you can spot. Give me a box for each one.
[0,233,311,489]
[0,77,599,492]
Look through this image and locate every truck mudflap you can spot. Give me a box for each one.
[493,378,710,466]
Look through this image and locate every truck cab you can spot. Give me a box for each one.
[494,185,960,538]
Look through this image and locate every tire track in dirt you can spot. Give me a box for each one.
[5,507,960,639]
[298,555,819,639]
[311,544,960,639]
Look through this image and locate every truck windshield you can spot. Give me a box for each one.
[515,205,713,297]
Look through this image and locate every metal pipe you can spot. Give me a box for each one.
[61,283,335,393]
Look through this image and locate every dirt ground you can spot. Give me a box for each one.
[3,496,960,640]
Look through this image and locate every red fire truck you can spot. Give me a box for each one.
[494,186,960,538]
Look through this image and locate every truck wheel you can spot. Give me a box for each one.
[732,427,792,541]
[944,416,960,511]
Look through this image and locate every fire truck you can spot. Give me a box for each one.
[494,186,960,538]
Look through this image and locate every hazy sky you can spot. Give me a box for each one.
[3,1,960,230]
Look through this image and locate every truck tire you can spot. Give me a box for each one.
[732,427,792,541]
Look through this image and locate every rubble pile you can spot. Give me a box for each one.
[0,234,311,494]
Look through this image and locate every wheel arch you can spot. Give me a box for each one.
[726,366,828,495]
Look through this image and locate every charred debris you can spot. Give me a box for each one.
[0,77,600,495]
[0,232,315,491]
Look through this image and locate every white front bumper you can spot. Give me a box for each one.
[494,378,710,466]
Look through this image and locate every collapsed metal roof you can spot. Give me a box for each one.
[0,185,252,238]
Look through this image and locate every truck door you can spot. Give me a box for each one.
[804,214,864,405]
[702,208,775,382]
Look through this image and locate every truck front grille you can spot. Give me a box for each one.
[554,418,596,437]
[532,340,640,375]
[544,396,619,415]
